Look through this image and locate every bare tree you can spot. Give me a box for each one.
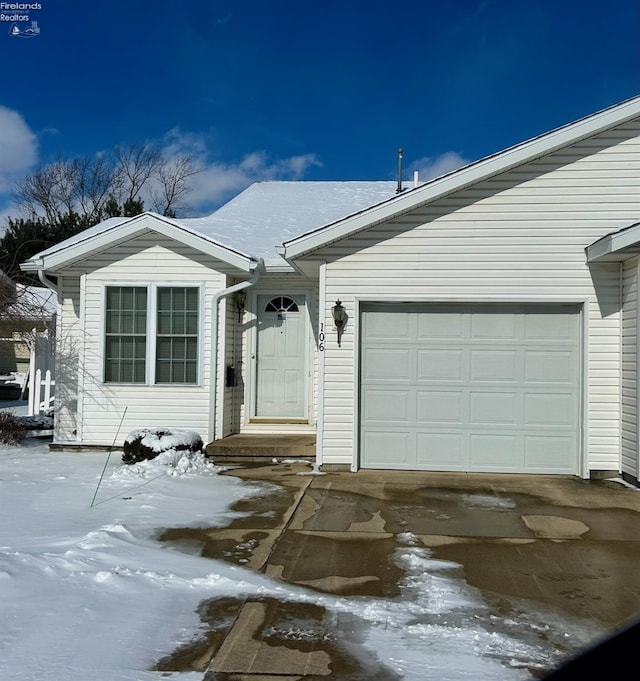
[113,143,163,206]
[3,143,200,288]
[15,159,71,224]
[150,154,200,216]
[73,155,121,223]
[12,142,199,223]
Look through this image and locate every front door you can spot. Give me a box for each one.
[255,294,307,419]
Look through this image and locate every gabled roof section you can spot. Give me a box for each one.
[283,95,640,260]
[586,222,640,262]
[179,181,399,268]
[21,212,258,274]
[20,183,400,275]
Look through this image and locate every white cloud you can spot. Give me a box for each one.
[159,128,322,215]
[410,151,470,183]
[0,106,38,194]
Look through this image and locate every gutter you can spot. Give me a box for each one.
[209,262,263,442]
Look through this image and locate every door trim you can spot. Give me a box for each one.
[246,288,314,425]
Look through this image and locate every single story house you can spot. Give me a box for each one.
[21,95,640,485]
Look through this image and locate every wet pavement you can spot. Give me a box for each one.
[156,462,640,680]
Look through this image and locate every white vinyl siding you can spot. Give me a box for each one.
[53,276,81,443]
[621,258,638,479]
[68,232,224,445]
[311,118,640,471]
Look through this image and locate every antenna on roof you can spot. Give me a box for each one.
[396,148,404,194]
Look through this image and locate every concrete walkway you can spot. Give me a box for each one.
[156,462,640,679]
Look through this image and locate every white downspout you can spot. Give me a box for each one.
[209,264,262,442]
[37,269,58,295]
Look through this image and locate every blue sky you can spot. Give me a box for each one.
[0,0,638,219]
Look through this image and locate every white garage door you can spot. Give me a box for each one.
[360,303,580,473]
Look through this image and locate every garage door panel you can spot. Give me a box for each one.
[417,391,463,424]
[470,434,519,468]
[416,432,465,467]
[470,391,518,425]
[362,389,412,422]
[362,348,411,381]
[417,349,464,381]
[360,303,579,474]
[525,351,576,383]
[524,393,574,426]
[363,311,412,339]
[417,313,463,339]
[363,430,413,466]
[525,313,577,341]
[525,436,575,470]
[471,313,517,340]
[470,350,518,382]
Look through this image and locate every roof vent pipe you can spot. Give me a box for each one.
[413,170,419,188]
[396,148,404,194]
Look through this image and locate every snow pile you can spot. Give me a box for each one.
[122,427,204,465]
[124,427,204,453]
[116,447,217,478]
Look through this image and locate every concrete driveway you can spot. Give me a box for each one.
[156,462,640,679]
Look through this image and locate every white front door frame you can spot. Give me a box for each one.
[246,287,314,425]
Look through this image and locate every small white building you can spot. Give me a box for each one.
[22,95,640,485]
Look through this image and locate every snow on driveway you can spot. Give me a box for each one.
[0,441,601,680]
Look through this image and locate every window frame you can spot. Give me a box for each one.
[102,282,203,386]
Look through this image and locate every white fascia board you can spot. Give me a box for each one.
[586,223,640,262]
[284,96,640,259]
[22,213,256,274]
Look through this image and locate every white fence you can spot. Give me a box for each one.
[27,329,55,416]
[28,368,55,415]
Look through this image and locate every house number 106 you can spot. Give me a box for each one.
[319,323,325,351]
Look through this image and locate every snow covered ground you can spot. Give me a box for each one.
[0,438,604,681]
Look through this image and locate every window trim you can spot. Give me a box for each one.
[101,282,203,386]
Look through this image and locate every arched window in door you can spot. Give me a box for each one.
[264,296,299,313]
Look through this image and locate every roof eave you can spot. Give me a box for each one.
[586,222,640,262]
[20,212,257,274]
[284,96,640,260]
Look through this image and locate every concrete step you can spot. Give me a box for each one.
[205,434,316,463]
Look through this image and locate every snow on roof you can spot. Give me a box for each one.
[180,181,399,265]
[32,216,129,259]
[24,182,399,269]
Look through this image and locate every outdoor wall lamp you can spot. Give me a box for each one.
[332,299,346,346]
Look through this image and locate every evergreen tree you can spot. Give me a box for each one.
[0,197,146,286]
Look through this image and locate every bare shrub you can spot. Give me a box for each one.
[122,428,203,465]
[0,410,28,445]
